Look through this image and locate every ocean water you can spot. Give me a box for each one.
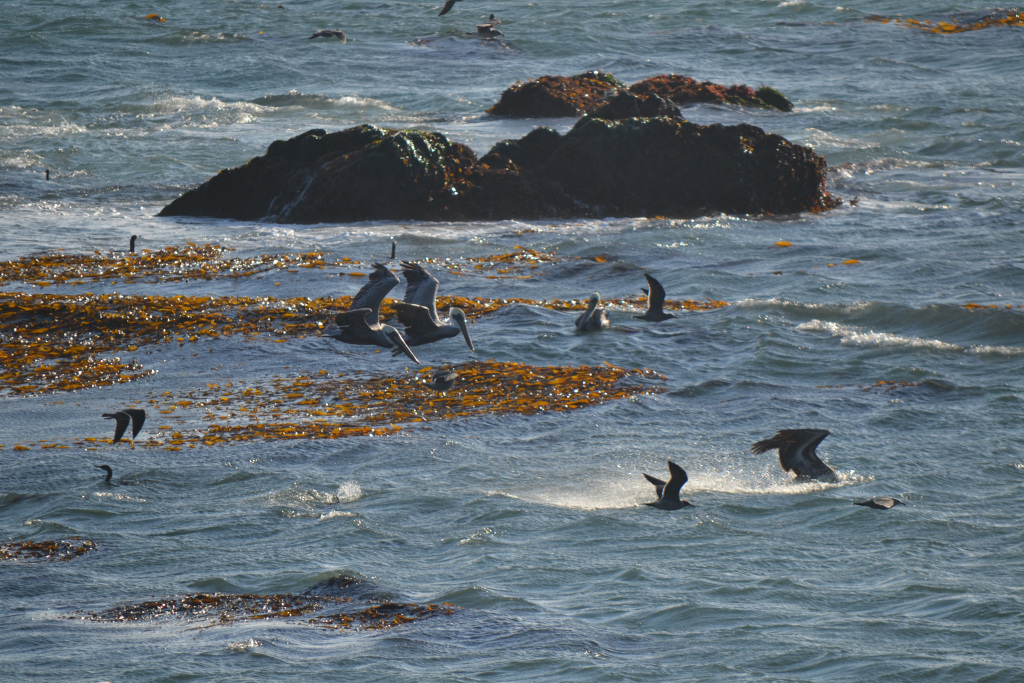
[3,0,1024,680]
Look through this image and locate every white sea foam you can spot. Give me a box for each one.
[799,319,1024,355]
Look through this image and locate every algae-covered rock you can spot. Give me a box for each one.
[160,125,476,222]
[486,71,626,118]
[629,74,794,111]
[160,118,837,223]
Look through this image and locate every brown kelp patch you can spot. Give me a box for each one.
[0,243,333,287]
[866,10,1024,33]
[139,360,666,448]
[78,593,456,631]
[0,290,717,395]
[0,537,97,561]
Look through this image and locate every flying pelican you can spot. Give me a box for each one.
[643,461,694,510]
[750,428,837,481]
[309,29,347,43]
[855,497,906,510]
[438,0,460,16]
[391,262,474,352]
[634,273,676,322]
[574,293,610,332]
[102,408,146,445]
[326,263,420,363]
[425,368,458,392]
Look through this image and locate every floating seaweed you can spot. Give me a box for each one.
[866,10,1024,33]
[0,537,97,561]
[78,592,456,631]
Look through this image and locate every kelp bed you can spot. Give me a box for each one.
[866,10,1024,33]
[0,537,97,561]
[77,592,457,632]
[17,361,662,450]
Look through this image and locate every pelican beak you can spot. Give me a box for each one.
[386,327,420,365]
[452,308,474,352]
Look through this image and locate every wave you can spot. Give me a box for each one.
[798,319,1024,355]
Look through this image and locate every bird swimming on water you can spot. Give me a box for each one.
[391,261,474,352]
[475,14,503,37]
[129,235,138,254]
[855,497,906,510]
[574,293,610,332]
[750,428,837,482]
[643,461,694,510]
[102,408,146,445]
[309,29,347,43]
[326,263,420,363]
[425,368,458,392]
[95,464,116,485]
[634,273,676,322]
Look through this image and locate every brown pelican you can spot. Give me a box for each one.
[326,263,419,363]
[643,461,694,510]
[855,497,906,510]
[425,368,458,392]
[438,0,460,16]
[575,293,610,332]
[309,29,347,43]
[634,273,676,322]
[391,262,474,352]
[102,408,146,445]
[750,429,837,481]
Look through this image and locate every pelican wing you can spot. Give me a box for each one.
[400,262,441,322]
[333,308,376,344]
[350,263,399,320]
[103,411,131,444]
[393,302,441,336]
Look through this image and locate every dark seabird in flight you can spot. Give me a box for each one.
[750,428,837,482]
[102,408,146,445]
[391,262,474,351]
[855,497,906,510]
[326,263,419,363]
[95,464,116,485]
[438,0,460,16]
[574,293,610,332]
[643,461,694,510]
[425,368,458,392]
[309,29,347,43]
[634,273,676,322]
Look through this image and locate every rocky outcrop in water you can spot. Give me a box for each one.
[160,117,838,223]
[486,71,794,118]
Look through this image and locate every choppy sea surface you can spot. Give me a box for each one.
[3,0,1024,680]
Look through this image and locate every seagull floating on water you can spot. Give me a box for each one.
[750,428,837,481]
[102,408,146,445]
[475,14,503,37]
[855,497,906,510]
[309,29,347,43]
[326,263,419,363]
[392,262,474,352]
[643,461,694,510]
[574,293,610,332]
[634,273,676,322]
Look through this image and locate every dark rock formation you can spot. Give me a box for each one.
[629,75,794,112]
[486,71,626,118]
[486,71,794,118]
[160,118,838,223]
[589,91,682,121]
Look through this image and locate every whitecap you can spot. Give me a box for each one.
[798,319,1024,356]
